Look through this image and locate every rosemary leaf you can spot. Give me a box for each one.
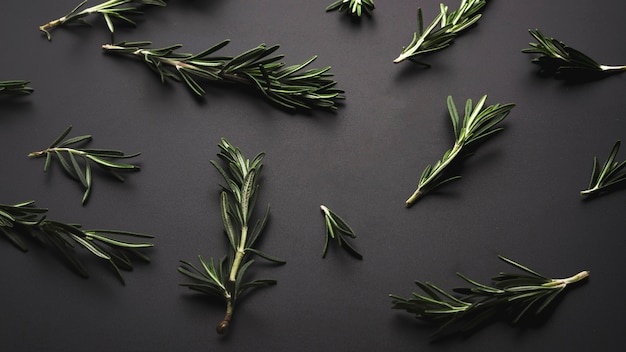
[581,141,626,197]
[39,0,166,41]
[394,0,486,65]
[102,40,344,111]
[0,200,153,284]
[0,80,34,95]
[390,255,589,340]
[28,125,140,205]
[179,138,285,335]
[406,95,514,207]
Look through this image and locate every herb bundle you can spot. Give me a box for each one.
[28,125,141,205]
[406,95,514,207]
[581,141,626,197]
[40,0,166,41]
[320,205,362,259]
[522,29,626,78]
[0,200,153,284]
[178,138,285,334]
[394,0,486,65]
[326,0,375,17]
[390,255,589,340]
[0,80,34,95]
[102,40,344,111]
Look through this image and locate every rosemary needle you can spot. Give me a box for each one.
[0,80,34,95]
[320,205,362,259]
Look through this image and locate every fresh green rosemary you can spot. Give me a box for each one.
[0,80,34,95]
[320,205,362,259]
[178,138,285,335]
[0,200,153,284]
[394,0,486,65]
[28,125,140,205]
[326,0,375,17]
[102,40,344,111]
[39,0,166,41]
[581,141,626,197]
[390,255,589,340]
[522,29,626,77]
[406,95,514,207]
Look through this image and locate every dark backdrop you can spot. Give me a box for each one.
[1,1,625,351]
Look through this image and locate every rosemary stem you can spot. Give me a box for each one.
[229,225,248,282]
[216,298,234,334]
[406,143,462,207]
[600,65,626,72]
[28,147,85,158]
[552,270,590,286]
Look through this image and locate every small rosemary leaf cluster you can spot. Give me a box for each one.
[522,29,626,78]
[178,138,285,335]
[102,40,344,111]
[0,80,34,95]
[0,200,153,284]
[406,95,514,207]
[40,0,167,41]
[581,141,626,197]
[390,255,589,340]
[28,125,140,205]
[394,0,486,65]
[326,0,375,17]
[320,205,362,259]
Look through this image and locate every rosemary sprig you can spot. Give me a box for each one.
[39,0,166,41]
[0,200,153,284]
[581,141,626,197]
[393,0,486,65]
[102,40,344,111]
[326,0,375,17]
[28,125,140,205]
[522,29,626,77]
[178,138,285,335]
[320,205,362,259]
[406,95,514,207]
[390,255,589,340]
[0,80,34,95]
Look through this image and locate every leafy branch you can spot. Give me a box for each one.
[0,200,153,284]
[581,141,626,197]
[320,205,362,259]
[522,29,626,77]
[0,80,34,95]
[39,0,166,41]
[102,40,344,111]
[179,138,285,335]
[406,95,514,207]
[326,0,375,17]
[390,255,589,340]
[394,0,486,65]
[28,125,140,205]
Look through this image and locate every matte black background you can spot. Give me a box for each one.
[1,1,625,351]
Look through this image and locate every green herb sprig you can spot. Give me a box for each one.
[581,141,626,197]
[406,95,514,207]
[390,255,589,340]
[28,125,140,205]
[179,138,285,335]
[326,0,375,17]
[0,200,153,284]
[522,29,626,77]
[0,80,34,95]
[320,205,362,259]
[102,40,344,111]
[39,0,166,41]
[394,0,486,65]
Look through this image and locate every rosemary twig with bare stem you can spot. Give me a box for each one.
[102,40,344,111]
[39,0,166,41]
[581,141,626,197]
[0,200,153,284]
[178,138,285,335]
[390,255,589,340]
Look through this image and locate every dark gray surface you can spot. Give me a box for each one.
[1,0,625,351]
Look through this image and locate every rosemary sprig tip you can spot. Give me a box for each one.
[581,140,626,197]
